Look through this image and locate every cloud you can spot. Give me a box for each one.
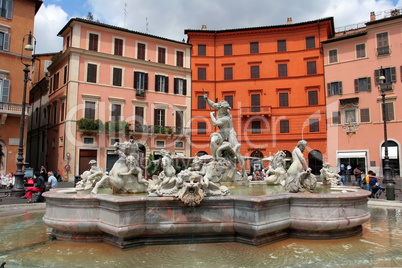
[34,4,69,53]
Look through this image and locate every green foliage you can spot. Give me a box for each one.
[105,121,130,135]
[77,118,104,132]
[146,154,162,177]
[166,126,173,134]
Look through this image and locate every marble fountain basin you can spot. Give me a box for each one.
[42,186,371,249]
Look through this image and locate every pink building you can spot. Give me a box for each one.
[47,18,191,180]
[323,11,401,177]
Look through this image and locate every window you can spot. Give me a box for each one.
[176,51,184,67]
[250,42,259,54]
[88,33,99,51]
[114,38,123,56]
[0,30,9,51]
[376,32,389,56]
[53,103,57,125]
[224,44,232,56]
[277,40,286,52]
[110,138,120,145]
[0,78,10,104]
[84,101,95,120]
[198,44,206,56]
[135,106,144,132]
[158,47,166,64]
[344,109,356,124]
[224,67,233,80]
[112,67,122,87]
[384,102,394,121]
[251,94,260,112]
[307,61,316,75]
[278,64,287,77]
[174,78,187,95]
[374,67,396,84]
[111,104,121,121]
[306,36,315,49]
[329,49,337,63]
[356,44,366,58]
[176,110,183,134]
[360,108,370,123]
[332,111,341,125]
[197,95,206,109]
[53,72,59,90]
[0,0,13,19]
[134,71,148,90]
[137,42,146,60]
[175,141,184,148]
[198,68,206,80]
[251,66,259,78]
[327,82,342,96]
[63,65,68,84]
[156,141,165,148]
[308,91,318,106]
[280,120,289,133]
[354,77,371,92]
[154,109,165,126]
[279,92,288,107]
[309,119,319,132]
[197,122,206,134]
[224,95,233,109]
[60,101,65,122]
[251,121,261,134]
[155,75,168,93]
[87,63,97,83]
[83,137,95,145]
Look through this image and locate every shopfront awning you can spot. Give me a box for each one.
[337,151,366,158]
[382,147,398,159]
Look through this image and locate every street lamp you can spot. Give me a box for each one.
[379,67,395,200]
[10,31,36,197]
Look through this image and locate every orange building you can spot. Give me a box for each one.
[185,18,334,174]
[0,0,42,176]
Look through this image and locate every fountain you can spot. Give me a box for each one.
[42,93,371,249]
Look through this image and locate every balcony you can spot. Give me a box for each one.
[133,125,186,135]
[240,105,271,117]
[377,46,390,56]
[0,102,29,116]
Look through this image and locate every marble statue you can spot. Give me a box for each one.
[203,93,247,182]
[76,160,104,190]
[320,162,340,186]
[91,136,148,194]
[264,151,287,185]
[285,140,316,193]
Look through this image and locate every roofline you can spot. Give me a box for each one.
[34,0,43,15]
[185,17,334,36]
[321,31,367,44]
[58,18,191,47]
[366,13,402,26]
[33,51,61,57]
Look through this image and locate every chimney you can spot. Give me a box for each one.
[201,25,207,30]
[391,9,400,17]
[370,11,376,22]
[287,17,292,24]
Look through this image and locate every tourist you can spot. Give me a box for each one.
[353,165,362,187]
[22,171,45,203]
[362,170,374,191]
[338,172,346,186]
[55,169,61,182]
[47,171,58,189]
[340,164,345,175]
[368,172,384,199]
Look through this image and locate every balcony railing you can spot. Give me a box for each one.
[377,46,390,56]
[136,89,145,98]
[240,105,271,117]
[0,102,29,115]
[133,125,185,135]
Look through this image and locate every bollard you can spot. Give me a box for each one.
[385,183,395,200]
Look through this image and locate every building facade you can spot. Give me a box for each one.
[185,18,334,174]
[47,18,191,180]
[0,0,42,175]
[323,11,402,177]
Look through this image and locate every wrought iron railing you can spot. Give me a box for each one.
[133,125,185,135]
[377,46,390,56]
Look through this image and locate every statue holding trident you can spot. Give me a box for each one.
[203,91,247,179]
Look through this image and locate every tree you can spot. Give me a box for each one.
[86,12,94,21]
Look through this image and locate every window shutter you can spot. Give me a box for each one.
[154,75,159,91]
[339,82,343,95]
[165,77,169,93]
[385,103,394,121]
[154,109,158,126]
[374,69,380,84]
[391,67,396,82]
[367,77,371,91]
[144,73,148,90]
[354,79,359,93]
[174,78,178,94]
[134,72,138,89]
[327,83,331,96]
[6,0,13,19]
[183,80,187,96]
[3,33,9,51]
[2,79,10,102]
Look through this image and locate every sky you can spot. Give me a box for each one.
[33,0,402,54]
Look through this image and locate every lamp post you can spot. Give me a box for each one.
[379,67,395,200]
[10,31,36,197]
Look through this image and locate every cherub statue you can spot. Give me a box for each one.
[76,160,104,190]
[320,162,340,186]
